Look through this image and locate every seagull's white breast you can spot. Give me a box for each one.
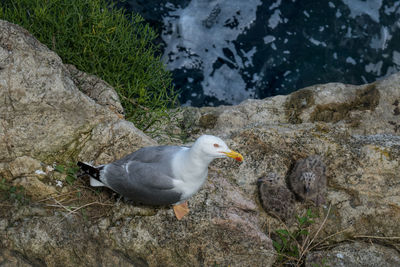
[171,147,209,201]
[173,172,208,200]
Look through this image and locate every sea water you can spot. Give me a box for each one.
[119,0,400,107]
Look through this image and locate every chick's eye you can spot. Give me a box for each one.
[213,143,220,148]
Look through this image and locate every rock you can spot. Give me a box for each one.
[154,72,400,265]
[0,20,275,267]
[13,176,57,199]
[12,205,48,221]
[306,242,400,267]
[0,219,8,232]
[0,250,33,267]
[7,156,42,178]
[78,120,154,164]
[160,74,399,139]
[65,64,124,116]
[0,19,154,168]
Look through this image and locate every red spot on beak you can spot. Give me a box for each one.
[223,150,244,162]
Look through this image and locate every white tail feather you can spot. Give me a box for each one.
[90,177,105,187]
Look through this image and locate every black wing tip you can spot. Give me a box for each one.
[77,161,100,179]
[77,161,85,167]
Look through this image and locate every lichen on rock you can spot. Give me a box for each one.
[285,88,315,124]
[310,83,380,124]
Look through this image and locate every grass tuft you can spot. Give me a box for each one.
[272,206,331,266]
[0,0,177,132]
[0,178,29,204]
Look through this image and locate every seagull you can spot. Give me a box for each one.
[257,172,295,223]
[78,135,243,220]
[288,155,326,206]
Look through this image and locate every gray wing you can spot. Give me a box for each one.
[114,145,186,169]
[101,146,184,205]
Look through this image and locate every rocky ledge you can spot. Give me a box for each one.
[1,19,400,266]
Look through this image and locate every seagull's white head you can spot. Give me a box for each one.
[193,135,244,162]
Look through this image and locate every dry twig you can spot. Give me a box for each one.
[354,235,400,240]
[297,204,332,266]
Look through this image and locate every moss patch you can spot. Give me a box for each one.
[285,89,315,124]
[310,83,380,123]
[199,113,218,129]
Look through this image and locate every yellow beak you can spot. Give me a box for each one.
[222,150,244,162]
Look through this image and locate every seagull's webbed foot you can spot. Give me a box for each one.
[173,201,189,220]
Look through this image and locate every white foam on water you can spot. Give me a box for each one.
[263,35,276,44]
[370,26,391,50]
[384,1,400,15]
[393,51,400,66]
[242,46,257,67]
[268,9,283,29]
[346,57,357,65]
[385,66,400,77]
[365,61,383,75]
[161,0,261,104]
[345,27,353,38]
[309,37,327,47]
[269,0,282,10]
[201,64,254,103]
[341,0,382,23]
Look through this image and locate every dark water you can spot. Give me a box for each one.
[119,0,400,107]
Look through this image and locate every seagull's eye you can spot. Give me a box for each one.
[213,143,220,148]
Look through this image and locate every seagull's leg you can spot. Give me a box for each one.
[173,201,189,220]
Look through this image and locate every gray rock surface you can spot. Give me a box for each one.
[0,20,275,267]
[306,242,400,267]
[153,64,400,264]
[65,64,124,116]
[0,19,154,177]
[157,71,400,244]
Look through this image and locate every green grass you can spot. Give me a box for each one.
[0,0,177,132]
[0,178,29,204]
[54,163,80,185]
[271,208,332,267]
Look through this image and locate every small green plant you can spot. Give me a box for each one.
[55,163,80,185]
[0,0,177,132]
[0,178,28,204]
[272,209,319,266]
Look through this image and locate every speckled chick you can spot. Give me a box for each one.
[288,155,326,206]
[257,172,296,223]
